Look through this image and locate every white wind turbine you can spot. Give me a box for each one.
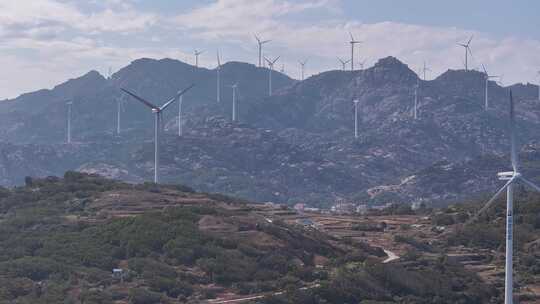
[359,59,367,70]
[264,56,280,96]
[482,64,500,110]
[299,59,308,81]
[458,35,474,71]
[115,96,126,136]
[537,71,540,101]
[421,61,431,81]
[194,50,204,68]
[121,84,195,183]
[230,83,239,122]
[108,68,125,136]
[413,78,419,120]
[349,31,362,71]
[66,100,73,144]
[471,91,540,304]
[338,57,351,71]
[177,94,184,137]
[255,35,271,67]
[216,50,222,103]
[353,99,360,138]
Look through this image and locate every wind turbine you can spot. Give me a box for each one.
[349,31,362,71]
[537,71,540,101]
[264,56,280,96]
[458,35,474,71]
[66,100,73,144]
[299,59,308,81]
[216,50,222,103]
[115,96,126,136]
[421,61,431,81]
[121,84,195,183]
[470,91,540,304]
[177,94,184,137]
[359,59,367,70]
[413,79,419,120]
[255,35,271,67]
[194,50,204,68]
[109,68,125,136]
[353,99,360,138]
[482,64,500,110]
[230,83,238,122]
[338,57,351,71]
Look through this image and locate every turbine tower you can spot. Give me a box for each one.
[178,95,184,136]
[299,59,308,81]
[413,79,419,120]
[353,99,360,138]
[216,50,222,103]
[121,84,194,183]
[264,56,280,96]
[66,100,73,144]
[255,35,271,67]
[116,97,125,136]
[338,57,351,71]
[194,50,204,68]
[348,31,362,71]
[230,83,238,122]
[422,61,431,81]
[471,91,540,304]
[537,71,540,100]
[458,35,474,71]
[482,64,500,110]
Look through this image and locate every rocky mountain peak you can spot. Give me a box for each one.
[51,70,107,99]
[372,56,411,71]
[361,56,418,87]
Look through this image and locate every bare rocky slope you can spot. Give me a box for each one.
[0,56,539,207]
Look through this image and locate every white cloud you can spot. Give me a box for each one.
[174,1,540,85]
[0,0,156,37]
[174,0,341,40]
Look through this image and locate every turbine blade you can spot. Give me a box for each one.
[121,88,158,109]
[160,84,195,111]
[349,31,354,41]
[467,35,474,45]
[262,40,271,44]
[482,64,487,75]
[468,46,473,58]
[470,177,515,223]
[510,90,518,171]
[273,56,280,64]
[254,34,261,44]
[217,50,221,66]
[519,177,540,192]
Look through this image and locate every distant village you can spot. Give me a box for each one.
[263,198,427,216]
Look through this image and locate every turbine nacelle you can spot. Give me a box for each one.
[497,171,515,180]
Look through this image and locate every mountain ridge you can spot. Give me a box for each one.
[0,56,539,207]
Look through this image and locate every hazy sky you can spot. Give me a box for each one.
[1,0,539,99]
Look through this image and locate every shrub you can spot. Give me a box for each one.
[128,288,163,304]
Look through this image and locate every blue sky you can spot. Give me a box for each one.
[0,0,539,99]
